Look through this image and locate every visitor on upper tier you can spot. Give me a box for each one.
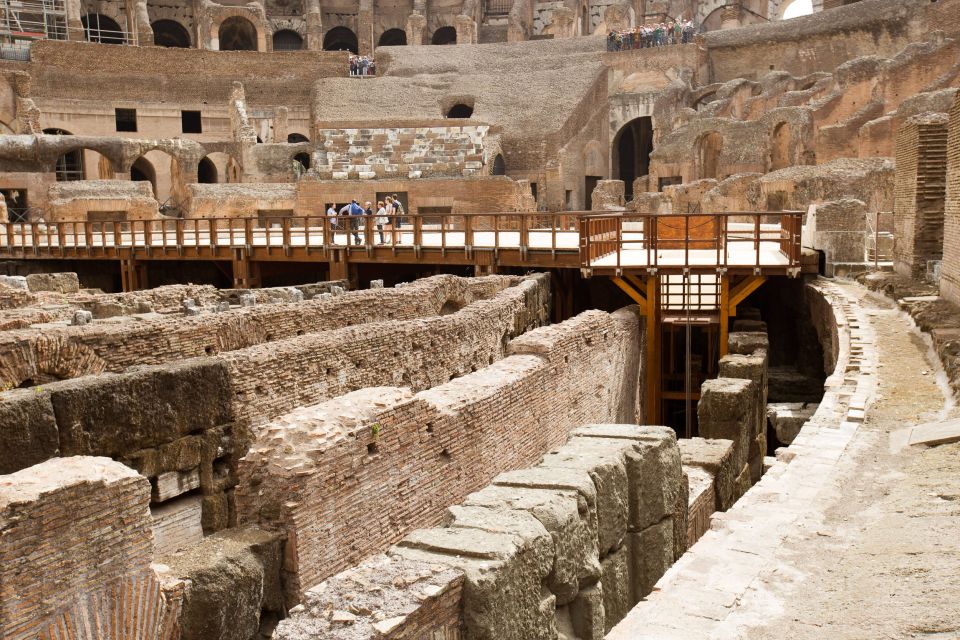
[607,19,696,51]
[326,203,338,228]
[349,199,365,245]
[375,200,388,244]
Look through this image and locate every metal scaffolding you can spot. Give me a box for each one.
[0,0,66,59]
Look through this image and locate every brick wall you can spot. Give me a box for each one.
[894,113,949,279]
[314,125,491,179]
[236,306,642,601]
[0,274,520,389]
[0,456,174,640]
[940,93,960,302]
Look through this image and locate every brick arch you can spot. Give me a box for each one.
[0,336,108,390]
[696,0,727,26]
[209,8,270,51]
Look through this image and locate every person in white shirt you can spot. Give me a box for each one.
[375,200,389,244]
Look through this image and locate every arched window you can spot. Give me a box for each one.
[273,29,304,50]
[44,128,84,182]
[612,116,654,200]
[130,156,157,195]
[378,28,407,46]
[492,154,506,175]
[198,157,218,183]
[446,103,473,118]
[324,26,358,53]
[82,14,124,44]
[431,26,457,45]
[781,0,813,19]
[294,153,311,170]
[287,133,309,143]
[219,16,258,51]
[152,20,191,47]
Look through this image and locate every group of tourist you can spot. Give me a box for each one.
[349,55,376,76]
[325,195,405,245]
[607,19,697,51]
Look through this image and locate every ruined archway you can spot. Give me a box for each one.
[697,132,723,180]
[491,154,506,175]
[612,116,654,200]
[780,0,813,19]
[431,26,457,45]
[287,133,309,143]
[0,336,108,390]
[446,103,473,118]
[378,28,407,46]
[219,16,258,51]
[131,156,157,195]
[324,26,358,53]
[198,156,218,183]
[273,29,303,50]
[44,128,84,181]
[152,19,191,47]
[82,13,125,44]
[294,153,311,171]
[769,122,792,171]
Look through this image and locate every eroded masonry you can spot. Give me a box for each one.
[2,0,960,637]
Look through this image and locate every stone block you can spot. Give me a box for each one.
[568,583,605,640]
[673,471,689,560]
[628,517,673,602]
[463,484,598,605]
[153,467,201,502]
[719,351,768,438]
[734,463,752,499]
[392,527,556,639]
[600,546,630,633]
[0,388,59,474]
[749,431,768,483]
[152,494,203,556]
[727,331,769,356]
[698,378,756,474]
[679,437,736,511]
[767,402,817,445]
[72,309,93,325]
[25,271,80,293]
[0,275,28,289]
[48,358,233,458]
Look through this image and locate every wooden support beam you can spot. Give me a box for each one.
[728,275,766,315]
[645,275,661,425]
[120,258,140,292]
[612,276,647,314]
[719,276,729,357]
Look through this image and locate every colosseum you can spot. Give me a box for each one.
[0,0,959,637]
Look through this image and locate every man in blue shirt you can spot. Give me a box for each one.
[349,199,364,245]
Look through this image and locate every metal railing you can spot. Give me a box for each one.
[579,211,803,272]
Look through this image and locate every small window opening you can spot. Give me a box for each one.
[115,108,137,132]
[182,110,202,134]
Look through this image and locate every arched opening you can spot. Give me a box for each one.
[781,0,813,19]
[151,19,191,47]
[612,116,654,200]
[130,156,157,196]
[431,26,457,45]
[378,28,407,46]
[492,154,506,175]
[698,132,723,180]
[693,91,717,111]
[701,7,725,32]
[82,13,124,44]
[324,26,358,53]
[294,153,311,171]
[44,128,84,181]
[446,103,473,118]
[219,16,258,51]
[272,29,303,50]
[198,157,218,183]
[769,122,791,171]
[287,133,309,143]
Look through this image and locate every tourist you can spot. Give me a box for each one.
[326,202,338,229]
[349,199,364,245]
[606,21,697,51]
[391,194,405,226]
[375,200,388,244]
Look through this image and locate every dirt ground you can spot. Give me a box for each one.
[741,285,960,639]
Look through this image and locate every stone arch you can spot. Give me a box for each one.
[198,156,218,183]
[700,6,725,31]
[44,128,84,181]
[203,152,238,184]
[769,122,791,171]
[82,13,125,44]
[446,103,473,118]
[697,131,723,180]
[696,0,726,27]
[612,117,653,200]
[219,15,259,50]
[778,0,813,19]
[431,26,457,45]
[324,26,357,53]
[0,336,107,390]
[130,156,157,195]
[294,152,310,171]
[151,19,191,47]
[491,154,505,175]
[273,28,303,50]
[692,90,718,111]
[287,132,309,143]
[378,28,406,46]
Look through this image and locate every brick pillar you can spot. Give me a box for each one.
[357,0,374,55]
[941,93,960,302]
[305,0,323,50]
[64,0,85,40]
[274,106,289,143]
[406,12,426,45]
[720,3,742,29]
[454,14,477,44]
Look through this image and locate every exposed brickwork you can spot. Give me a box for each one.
[236,306,641,601]
[940,93,960,303]
[894,113,949,280]
[0,456,170,639]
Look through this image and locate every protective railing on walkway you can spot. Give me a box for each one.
[579,211,804,273]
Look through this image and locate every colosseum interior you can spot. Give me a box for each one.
[1,0,960,637]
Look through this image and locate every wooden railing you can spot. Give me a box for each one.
[580,211,804,272]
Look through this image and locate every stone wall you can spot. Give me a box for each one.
[894,113,950,281]
[275,423,682,640]
[0,274,522,389]
[236,306,642,602]
[0,456,176,639]
[940,92,960,303]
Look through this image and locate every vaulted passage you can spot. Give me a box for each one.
[612,116,653,201]
[219,16,258,51]
[324,26,358,53]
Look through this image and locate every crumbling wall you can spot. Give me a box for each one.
[236,306,642,602]
[275,424,682,640]
[940,92,960,304]
[0,456,177,640]
[894,113,950,281]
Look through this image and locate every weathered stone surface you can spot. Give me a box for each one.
[628,517,674,601]
[679,437,737,511]
[767,402,818,444]
[0,387,59,474]
[698,378,756,474]
[568,583,605,640]
[600,546,630,634]
[25,272,80,293]
[727,331,769,356]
